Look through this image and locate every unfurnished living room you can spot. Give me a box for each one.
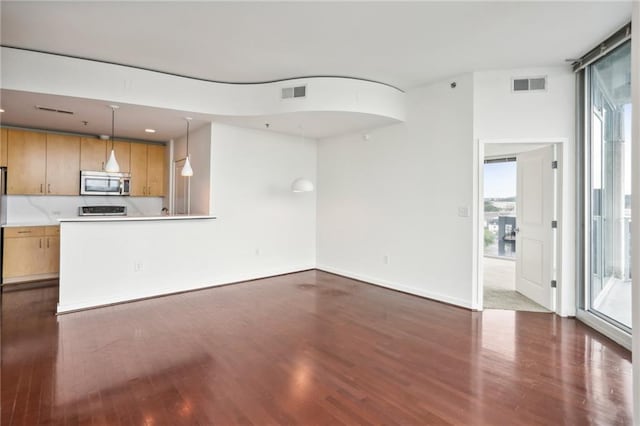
[1,2,639,425]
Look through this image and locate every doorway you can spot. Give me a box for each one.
[475,140,567,313]
[483,156,547,311]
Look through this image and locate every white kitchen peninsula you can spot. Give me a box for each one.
[57,215,217,313]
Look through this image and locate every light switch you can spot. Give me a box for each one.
[458,206,470,217]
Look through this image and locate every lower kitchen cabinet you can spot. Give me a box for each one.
[3,226,60,283]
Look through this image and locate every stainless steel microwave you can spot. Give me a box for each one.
[80,171,131,196]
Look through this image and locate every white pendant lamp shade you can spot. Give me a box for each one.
[104,149,120,173]
[181,117,194,177]
[291,178,314,193]
[105,105,120,173]
[181,156,194,177]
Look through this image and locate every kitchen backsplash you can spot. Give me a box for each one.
[6,195,165,224]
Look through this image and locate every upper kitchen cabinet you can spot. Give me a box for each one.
[80,137,106,171]
[7,129,47,194]
[113,140,131,173]
[146,144,165,196]
[46,133,80,195]
[130,142,165,196]
[80,138,131,173]
[0,127,7,167]
[7,129,79,195]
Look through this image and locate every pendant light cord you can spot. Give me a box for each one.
[186,118,190,158]
[111,107,115,150]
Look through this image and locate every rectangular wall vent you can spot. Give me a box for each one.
[281,85,306,99]
[35,105,75,115]
[512,77,547,92]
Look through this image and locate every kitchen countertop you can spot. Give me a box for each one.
[2,222,61,228]
[2,215,216,227]
[58,215,216,222]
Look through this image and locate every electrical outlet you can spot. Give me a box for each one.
[384,255,390,265]
[134,262,143,272]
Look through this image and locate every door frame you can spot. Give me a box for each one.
[472,137,570,316]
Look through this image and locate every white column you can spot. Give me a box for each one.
[632,3,640,424]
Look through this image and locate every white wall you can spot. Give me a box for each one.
[473,67,574,139]
[631,2,639,423]
[58,123,317,311]
[209,122,317,273]
[174,123,213,215]
[473,67,576,316]
[6,195,163,225]
[317,74,475,308]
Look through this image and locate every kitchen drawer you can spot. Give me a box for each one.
[4,227,46,238]
[45,226,60,236]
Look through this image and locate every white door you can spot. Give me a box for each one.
[515,145,555,310]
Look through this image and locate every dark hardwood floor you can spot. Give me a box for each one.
[1,271,632,425]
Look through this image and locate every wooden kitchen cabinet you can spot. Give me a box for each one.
[146,144,165,196]
[46,133,80,195]
[113,140,131,173]
[0,127,7,167]
[80,137,107,171]
[44,228,60,274]
[80,138,131,173]
[3,226,60,283]
[7,129,79,195]
[7,129,47,195]
[130,142,148,196]
[130,142,165,196]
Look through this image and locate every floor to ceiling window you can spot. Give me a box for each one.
[578,28,632,344]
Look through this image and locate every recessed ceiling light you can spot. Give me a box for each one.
[145,128,156,133]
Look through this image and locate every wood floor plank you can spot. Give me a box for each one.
[1,271,632,425]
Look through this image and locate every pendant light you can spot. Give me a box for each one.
[181,117,194,177]
[290,124,313,192]
[104,105,120,173]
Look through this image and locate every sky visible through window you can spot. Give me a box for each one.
[484,161,516,198]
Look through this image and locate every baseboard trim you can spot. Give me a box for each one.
[316,265,474,311]
[55,265,476,314]
[56,266,316,314]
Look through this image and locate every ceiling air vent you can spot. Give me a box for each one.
[512,77,547,92]
[281,85,306,99]
[35,105,75,115]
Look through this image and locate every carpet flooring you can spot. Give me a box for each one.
[483,257,550,313]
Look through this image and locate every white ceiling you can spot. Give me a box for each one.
[0,2,632,141]
[0,2,631,90]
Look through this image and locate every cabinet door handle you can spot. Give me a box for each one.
[143,186,146,195]
[48,184,51,193]
[40,184,44,193]
[17,231,32,234]
[39,238,42,249]
[47,238,50,249]
[148,186,151,195]
[101,161,105,171]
